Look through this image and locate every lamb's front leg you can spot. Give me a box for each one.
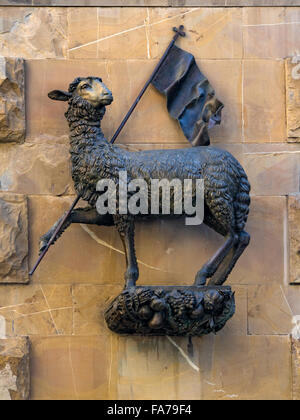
[114,215,139,288]
[39,208,114,254]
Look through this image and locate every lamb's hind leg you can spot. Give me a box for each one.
[39,208,113,254]
[194,232,239,286]
[209,230,250,286]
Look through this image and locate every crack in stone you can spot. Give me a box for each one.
[0,307,73,319]
[244,22,300,27]
[39,286,59,335]
[80,224,170,273]
[0,302,39,311]
[69,24,146,52]
[280,285,294,317]
[145,7,151,60]
[166,336,200,373]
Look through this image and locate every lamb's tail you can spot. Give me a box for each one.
[234,164,251,233]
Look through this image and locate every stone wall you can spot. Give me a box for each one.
[0,4,300,400]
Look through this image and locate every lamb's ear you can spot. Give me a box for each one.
[48,90,71,101]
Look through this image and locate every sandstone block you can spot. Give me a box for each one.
[30,336,110,400]
[286,58,300,141]
[0,337,30,400]
[0,142,73,196]
[97,8,148,60]
[112,335,206,399]
[244,151,300,196]
[67,8,99,59]
[248,285,293,334]
[243,59,285,142]
[0,57,25,143]
[0,7,67,59]
[203,335,291,400]
[73,284,123,336]
[243,7,300,59]
[289,194,300,284]
[0,285,73,336]
[0,193,28,284]
[68,8,149,60]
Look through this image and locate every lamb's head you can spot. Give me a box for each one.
[48,76,113,108]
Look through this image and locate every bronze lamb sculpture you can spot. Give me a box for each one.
[39,76,251,336]
[42,76,250,288]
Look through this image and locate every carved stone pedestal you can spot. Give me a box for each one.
[105,285,235,336]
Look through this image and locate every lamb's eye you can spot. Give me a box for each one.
[81,84,90,90]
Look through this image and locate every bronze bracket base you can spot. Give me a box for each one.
[105,285,235,337]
